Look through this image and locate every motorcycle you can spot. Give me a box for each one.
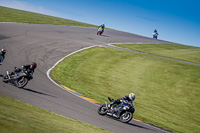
[97,27,103,35]
[152,32,158,39]
[3,67,33,88]
[98,97,135,123]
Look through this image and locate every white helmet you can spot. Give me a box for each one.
[1,49,6,53]
[129,93,135,101]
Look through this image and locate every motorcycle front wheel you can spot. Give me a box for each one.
[2,75,9,83]
[120,111,133,123]
[98,104,108,115]
[17,77,28,88]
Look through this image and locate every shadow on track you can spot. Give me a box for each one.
[100,35,109,37]
[0,35,10,40]
[126,122,152,130]
[20,87,57,98]
[0,74,56,98]
[104,115,153,131]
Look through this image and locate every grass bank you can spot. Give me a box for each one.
[0,94,110,133]
[0,6,97,27]
[51,46,200,133]
[113,43,200,63]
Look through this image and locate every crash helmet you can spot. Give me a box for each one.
[129,93,135,101]
[30,62,37,69]
[1,49,6,54]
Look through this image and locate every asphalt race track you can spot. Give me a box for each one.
[0,23,172,133]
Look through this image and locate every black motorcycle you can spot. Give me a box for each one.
[3,67,33,88]
[152,33,158,39]
[98,97,135,123]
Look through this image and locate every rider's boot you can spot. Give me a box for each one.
[6,71,10,77]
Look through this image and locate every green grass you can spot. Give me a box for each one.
[51,47,200,133]
[0,6,97,27]
[0,94,111,133]
[113,43,200,64]
[1,5,200,133]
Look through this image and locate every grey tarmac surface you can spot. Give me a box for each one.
[0,23,172,133]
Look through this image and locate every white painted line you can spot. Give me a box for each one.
[46,45,101,106]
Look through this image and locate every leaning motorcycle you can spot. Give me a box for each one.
[3,68,33,88]
[98,97,135,123]
[152,33,158,39]
[97,27,103,35]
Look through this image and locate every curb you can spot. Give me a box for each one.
[46,45,102,106]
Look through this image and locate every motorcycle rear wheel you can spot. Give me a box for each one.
[17,77,28,88]
[98,104,108,115]
[120,111,133,123]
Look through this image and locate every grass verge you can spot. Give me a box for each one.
[113,43,200,64]
[0,6,97,27]
[0,94,110,133]
[51,46,200,133]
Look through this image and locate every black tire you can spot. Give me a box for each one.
[97,31,100,35]
[17,77,28,88]
[98,104,108,115]
[3,75,9,83]
[120,111,133,123]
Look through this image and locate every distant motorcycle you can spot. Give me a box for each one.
[98,97,135,123]
[97,27,103,35]
[152,32,158,39]
[3,67,33,88]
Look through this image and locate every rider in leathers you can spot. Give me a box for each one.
[10,62,37,78]
[152,29,158,39]
[98,23,105,34]
[0,49,6,65]
[108,93,135,112]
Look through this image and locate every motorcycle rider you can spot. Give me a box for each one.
[9,62,37,78]
[98,23,105,34]
[152,29,158,39]
[0,49,6,65]
[108,93,135,110]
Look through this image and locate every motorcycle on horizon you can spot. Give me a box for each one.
[152,32,158,39]
[98,97,135,123]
